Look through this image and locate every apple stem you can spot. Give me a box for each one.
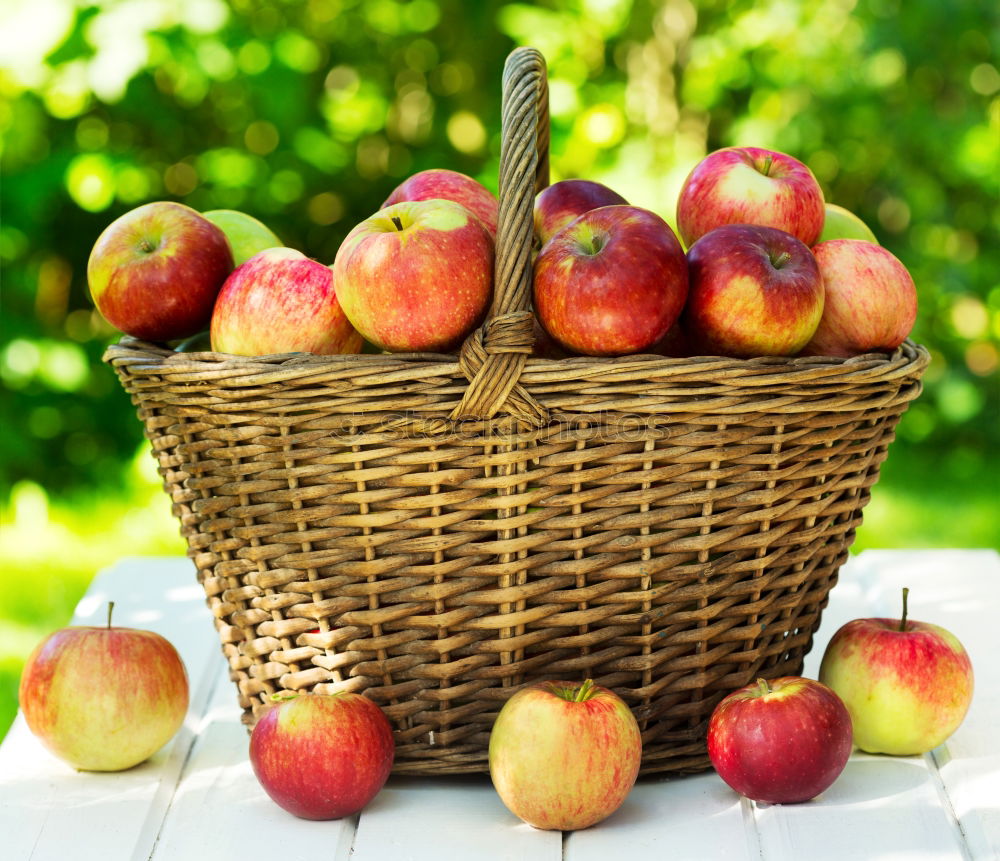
[899,587,910,632]
[756,677,771,697]
[761,154,774,176]
[574,679,595,702]
[770,251,792,269]
[391,216,404,231]
[107,601,114,629]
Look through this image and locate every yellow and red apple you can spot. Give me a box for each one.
[683,224,824,358]
[333,199,494,353]
[533,205,688,357]
[210,247,362,356]
[677,146,826,248]
[87,200,234,342]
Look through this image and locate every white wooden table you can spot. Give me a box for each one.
[2,550,998,861]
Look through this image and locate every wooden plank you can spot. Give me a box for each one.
[748,549,999,861]
[863,549,1000,861]
[0,557,220,861]
[350,775,562,861]
[565,771,752,860]
[150,661,357,861]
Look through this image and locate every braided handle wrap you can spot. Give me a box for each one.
[450,47,550,424]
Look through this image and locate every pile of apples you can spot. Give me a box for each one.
[20,587,972,827]
[86,145,918,363]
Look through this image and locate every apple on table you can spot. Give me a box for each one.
[249,691,395,820]
[819,587,974,755]
[488,678,642,831]
[87,200,234,342]
[533,204,688,357]
[333,199,494,353]
[381,167,499,238]
[683,224,824,358]
[18,601,189,772]
[707,676,853,804]
[211,247,362,356]
[676,146,826,248]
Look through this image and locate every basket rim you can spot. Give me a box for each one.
[103,336,930,388]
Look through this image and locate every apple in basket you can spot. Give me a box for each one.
[488,679,642,831]
[211,247,363,356]
[382,167,499,237]
[676,146,826,248]
[201,208,283,266]
[533,205,688,356]
[533,179,629,247]
[816,202,879,245]
[333,199,494,353]
[819,588,974,755]
[249,691,396,820]
[707,676,853,804]
[18,602,189,771]
[800,239,917,358]
[87,200,234,342]
[682,224,824,358]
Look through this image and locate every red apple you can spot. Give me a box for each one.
[800,239,917,357]
[488,679,642,831]
[210,247,362,356]
[707,677,853,804]
[676,146,825,247]
[818,588,974,755]
[816,203,879,244]
[683,224,824,358]
[333,199,494,353]
[18,602,189,772]
[534,179,628,247]
[87,200,234,341]
[249,692,395,820]
[382,168,499,237]
[533,205,688,357]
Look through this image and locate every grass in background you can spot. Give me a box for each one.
[1,447,995,743]
[0,446,185,741]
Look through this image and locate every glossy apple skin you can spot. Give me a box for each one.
[707,677,853,804]
[683,224,824,358]
[488,680,642,831]
[533,205,688,357]
[816,203,879,244]
[533,179,629,247]
[382,168,499,237]
[676,146,825,247]
[211,247,362,356]
[800,239,916,358]
[818,617,973,755]
[333,199,494,353]
[19,620,189,771]
[249,692,395,821]
[202,209,283,265]
[87,201,234,341]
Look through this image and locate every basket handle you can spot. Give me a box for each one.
[449,46,550,425]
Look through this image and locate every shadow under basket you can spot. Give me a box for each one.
[103,47,929,776]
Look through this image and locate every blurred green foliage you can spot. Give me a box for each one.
[1,0,997,740]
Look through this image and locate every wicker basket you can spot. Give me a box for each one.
[104,47,929,776]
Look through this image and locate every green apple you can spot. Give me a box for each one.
[817,203,879,244]
[202,209,283,266]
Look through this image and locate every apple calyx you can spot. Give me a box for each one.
[899,586,910,632]
[138,238,157,254]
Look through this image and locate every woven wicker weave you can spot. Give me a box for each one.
[104,47,929,776]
